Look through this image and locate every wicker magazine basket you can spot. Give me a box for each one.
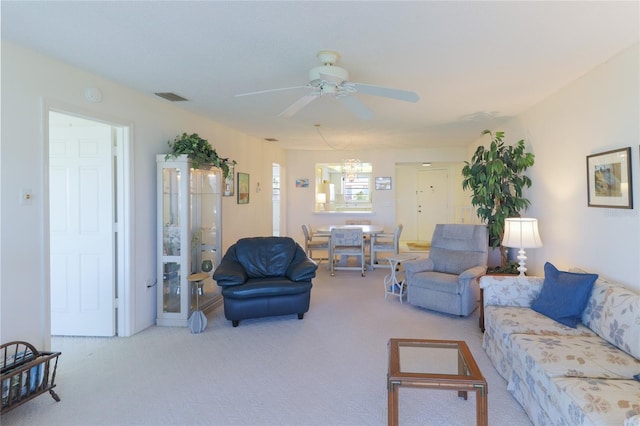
[1,341,61,414]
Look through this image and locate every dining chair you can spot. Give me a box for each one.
[301,224,329,262]
[345,219,372,260]
[370,224,403,269]
[329,227,366,277]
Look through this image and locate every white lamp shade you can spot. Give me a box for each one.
[316,193,327,204]
[502,218,543,248]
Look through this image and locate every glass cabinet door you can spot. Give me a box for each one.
[190,167,221,312]
[161,166,182,316]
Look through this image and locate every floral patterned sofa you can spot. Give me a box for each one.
[481,268,640,425]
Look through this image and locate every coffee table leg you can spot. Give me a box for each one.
[475,384,488,426]
[388,379,399,426]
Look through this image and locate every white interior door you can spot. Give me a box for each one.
[49,118,115,336]
[416,169,449,241]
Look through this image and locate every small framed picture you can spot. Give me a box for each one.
[375,177,392,190]
[586,147,632,208]
[296,178,309,188]
[237,172,249,204]
[223,164,235,197]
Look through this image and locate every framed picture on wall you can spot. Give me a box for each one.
[223,164,235,196]
[237,172,249,204]
[586,147,632,208]
[296,178,309,188]
[375,177,392,190]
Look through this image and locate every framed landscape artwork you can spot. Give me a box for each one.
[237,172,249,204]
[586,147,632,209]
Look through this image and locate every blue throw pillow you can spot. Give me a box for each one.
[531,262,598,328]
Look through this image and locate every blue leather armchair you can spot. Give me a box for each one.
[213,236,317,327]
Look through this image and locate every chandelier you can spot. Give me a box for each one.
[342,158,361,182]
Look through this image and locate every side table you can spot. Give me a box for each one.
[187,272,209,334]
[383,254,418,303]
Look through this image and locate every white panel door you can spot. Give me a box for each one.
[416,169,449,241]
[50,124,115,336]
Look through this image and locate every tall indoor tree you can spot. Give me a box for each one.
[461,130,535,268]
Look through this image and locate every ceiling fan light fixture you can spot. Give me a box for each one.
[309,65,349,86]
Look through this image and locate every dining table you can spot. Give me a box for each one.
[315,225,385,269]
[315,224,384,236]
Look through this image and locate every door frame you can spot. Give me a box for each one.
[43,99,134,341]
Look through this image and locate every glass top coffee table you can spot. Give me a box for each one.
[387,338,488,426]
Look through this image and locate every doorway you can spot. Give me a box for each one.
[272,163,281,236]
[47,109,131,337]
[416,169,449,241]
[395,164,452,243]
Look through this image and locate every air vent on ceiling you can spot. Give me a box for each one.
[155,92,189,102]
[264,138,279,142]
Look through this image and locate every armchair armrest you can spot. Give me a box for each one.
[479,275,544,308]
[404,258,434,274]
[459,265,487,281]
[213,259,248,286]
[286,246,319,281]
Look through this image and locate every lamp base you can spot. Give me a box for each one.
[516,248,527,276]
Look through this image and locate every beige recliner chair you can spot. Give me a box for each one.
[405,224,488,317]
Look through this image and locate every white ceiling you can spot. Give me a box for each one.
[2,1,638,151]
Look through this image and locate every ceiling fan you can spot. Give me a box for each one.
[235,50,420,120]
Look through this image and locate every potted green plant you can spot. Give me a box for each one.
[165,132,236,178]
[461,130,535,269]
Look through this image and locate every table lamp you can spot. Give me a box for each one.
[316,193,326,211]
[502,218,543,276]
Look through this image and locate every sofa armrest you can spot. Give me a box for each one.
[404,258,434,274]
[286,246,318,282]
[213,259,249,286]
[480,275,544,308]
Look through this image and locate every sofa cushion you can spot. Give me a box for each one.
[552,377,640,426]
[485,306,596,353]
[531,262,598,328]
[221,278,312,299]
[582,278,640,360]
[511,334,640,380]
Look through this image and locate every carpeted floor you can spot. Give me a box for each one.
[2,267,531,425]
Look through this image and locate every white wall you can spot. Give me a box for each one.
[0,42,286,348]
[470,44,640,289]
[285,147,468,245]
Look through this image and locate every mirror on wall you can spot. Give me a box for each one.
[315,162,372,212]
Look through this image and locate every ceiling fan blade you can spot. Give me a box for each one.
[235,85,309,97]
[350,83,420,103]
[338,95,374,121]
[278,93,319,118]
